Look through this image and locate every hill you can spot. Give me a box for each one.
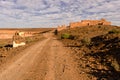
[57,25,120,80]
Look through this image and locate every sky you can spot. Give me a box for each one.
[0,0,119,28]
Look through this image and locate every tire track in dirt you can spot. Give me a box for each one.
[0,38,50,80]
[0,33,80,80]
[49,39,80,80]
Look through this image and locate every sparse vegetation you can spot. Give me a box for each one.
[57,25,120,80]
[0,28,50,66]
[108,29,120,34]
[111,59,120,72]
[61,33,74,40]
[25,37,33,43]
[81,37,91,46]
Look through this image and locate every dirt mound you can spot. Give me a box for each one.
[57,25,120,80]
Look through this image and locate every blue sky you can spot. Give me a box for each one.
[0,0,119,28]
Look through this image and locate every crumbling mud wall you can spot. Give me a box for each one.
[0,30,34,39]
[57,19,111,31]
[70,19,111,28]
[57,25,67,31]
[12,31,26,47]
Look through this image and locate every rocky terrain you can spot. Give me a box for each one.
[57,25,120,80]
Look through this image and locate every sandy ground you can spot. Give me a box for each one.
[0,32,80,80]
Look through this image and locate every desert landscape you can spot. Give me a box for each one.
[57,24,120,80]
[0,28,80,80]
[0,0,120,80]
[0,21,120,80]
[0,28,53,63]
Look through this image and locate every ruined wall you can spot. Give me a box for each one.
[12,31,26,47]
[103,22,111,25]
[70,19,111,28]
[57,25,67,31]
[12,32,25,44]
[0,30,34,39]
[57,19,111,31]
[70,22,83,28]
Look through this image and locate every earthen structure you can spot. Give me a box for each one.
[0,30,34,39]
[70,18,111,28]
[57,25,67,31]
[12,31,26,47]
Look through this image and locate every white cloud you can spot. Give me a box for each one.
[0,0,15,8]
[0,0,119,28]
[17,0,46,9]
[40,7,60,14]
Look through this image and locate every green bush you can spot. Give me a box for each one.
[25,37,33,43]
[61,33,74,40]
[81,37,91,45]
[108,29,120,34]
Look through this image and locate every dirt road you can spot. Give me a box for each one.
[0,33,80,80]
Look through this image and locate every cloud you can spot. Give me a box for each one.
[0,0,119,28]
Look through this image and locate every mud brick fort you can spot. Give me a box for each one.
[57,18,111,31]
[57,25,66,31]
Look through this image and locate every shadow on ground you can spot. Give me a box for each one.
[85,34,120,80]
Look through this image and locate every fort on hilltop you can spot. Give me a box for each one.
[57,25,67,31]
[70,18,111,28]
[57,18,111,31]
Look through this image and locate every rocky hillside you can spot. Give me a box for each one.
[57,25,120,80]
